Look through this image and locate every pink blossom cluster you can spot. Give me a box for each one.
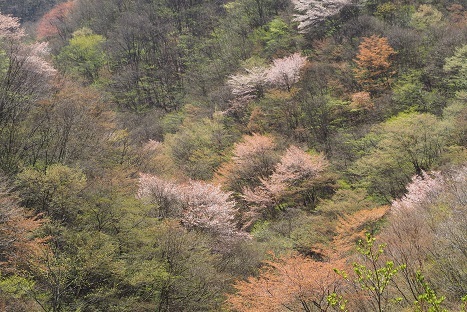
[0,13,56,78]
[242,146,329,226]
[0,14,25,41]
[391,171,443,214]
[227,53,307,100]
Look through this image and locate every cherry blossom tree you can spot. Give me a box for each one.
[138,174,247,240]
[0,14,25,41]
[227,53,307,104]
[138,173,182,218]
[350,91,374,110]
[215,133,278,194]
[272,145,329,186]
[0,13,56,172]
[381,167,467,306]
[227,66,268,99]
[242,146,330,226]
[176,180,240,238]
[266,53,308,91]
[0,14,55,76]
[390,171,443,214]
[243,146,328,208]
[291,0,357,32]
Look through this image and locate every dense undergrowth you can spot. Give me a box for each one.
[0,0,465,311]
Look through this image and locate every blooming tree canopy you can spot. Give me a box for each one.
[227,53,308,104]
[266,53,308,91]
[227,66,268,99]
[292,0,357,32]
[242,146,330,227]
[138,173,247,240]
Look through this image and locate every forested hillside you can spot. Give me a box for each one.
[0,0,465,311]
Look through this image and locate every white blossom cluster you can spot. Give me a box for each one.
[138,173,248,240]
[291,0,359,32]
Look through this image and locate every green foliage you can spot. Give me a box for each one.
[251,18,300,57]
[225,0,288,28]
[1,0,466,310]
[327,292,348,311]
[410,4,443,30]
[160,110,186,134]
[350,112,445,200]
[299,94,349,154]
[290,213,334,255]
[249,218,296,254]
[166,117,234,180]
[336,233,406,312]
[56,28,106,84]
[375,2,397,22]
[0,48,8,74]
[413,271,447,312]
[121,222,227,311]
[392,70,443,114]
[439,92,467,148]
[53,231,122,310]
[444,44,467,93]
[0,274,41,311]
[318,188,378,218]
[0,274,35,299]
[16,164,87,223]
[373,3,417,27]
[353,234,405,296]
